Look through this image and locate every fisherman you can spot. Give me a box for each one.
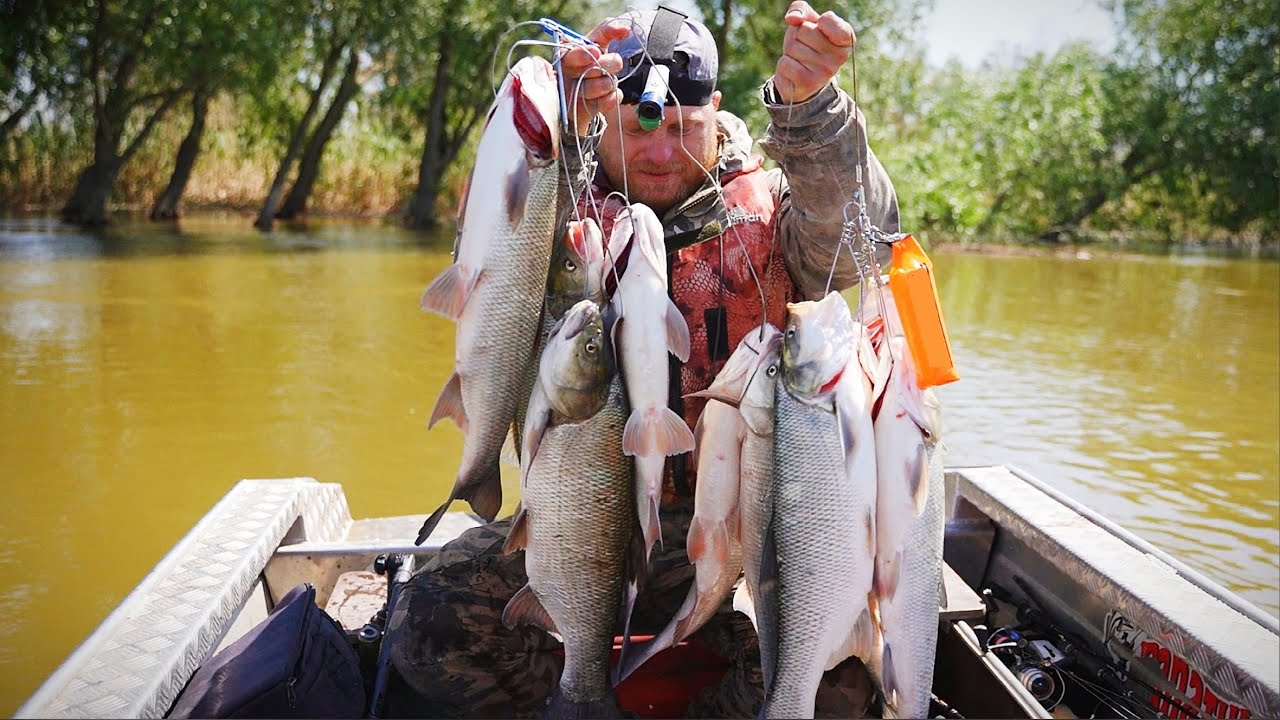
[385,2,905,716]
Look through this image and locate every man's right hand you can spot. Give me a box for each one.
[560,20,630,135]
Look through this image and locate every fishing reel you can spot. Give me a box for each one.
[985,627,1068,708]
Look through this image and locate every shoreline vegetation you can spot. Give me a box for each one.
[2,0,1275,245]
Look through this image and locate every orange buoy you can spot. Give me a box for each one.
[887,234,958,388]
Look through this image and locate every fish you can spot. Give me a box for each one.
[779,291,857,402]
[513,217,607,460]
[865,295,944,719]
[614,388,746,684]
[763,294,880,719]
[608,204,693,562]
[689,325,784,694]
[503,298,639,720]
[414,56,561,544]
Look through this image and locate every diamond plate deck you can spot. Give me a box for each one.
[15,478,349,719]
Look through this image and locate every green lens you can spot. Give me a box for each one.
[637,114,663,132]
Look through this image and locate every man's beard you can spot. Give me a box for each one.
[609,155,715,215]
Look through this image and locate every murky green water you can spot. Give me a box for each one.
[1,215,1277,713]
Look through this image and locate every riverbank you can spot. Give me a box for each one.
[3,205,1275,260]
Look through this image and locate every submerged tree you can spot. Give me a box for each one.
[388,0,588,230]
[54,0,201,225]
[150,0,301,220]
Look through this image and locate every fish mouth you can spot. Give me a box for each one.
[686,384,742,407]
[688,330,782,407]
[560,301,600,340]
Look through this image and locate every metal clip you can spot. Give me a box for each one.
[538,18,594,46]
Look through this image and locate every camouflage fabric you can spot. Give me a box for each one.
[384,501,883,718]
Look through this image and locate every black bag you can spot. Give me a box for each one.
[168,583,367,719]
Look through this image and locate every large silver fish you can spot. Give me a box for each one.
[415,56,561,544]
[505,299,638,719]
[608,204,693,562]
[513,217,607,458]
[698,326,785,693]
[764,294,880,719]
[865,295,944,719]
[614,387,745,684]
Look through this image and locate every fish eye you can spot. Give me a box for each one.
[785,328,796,339]
[564,259,577,272]
[766,364,778,377]
[585,341,597,354]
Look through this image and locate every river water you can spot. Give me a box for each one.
[1,214,1276,713]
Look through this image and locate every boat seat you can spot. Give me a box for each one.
[940,561,986,622]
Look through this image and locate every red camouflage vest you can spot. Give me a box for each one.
[577,155,797,506]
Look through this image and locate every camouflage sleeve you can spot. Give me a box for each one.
[758,80,900,300]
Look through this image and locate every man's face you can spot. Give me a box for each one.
[597,91,722,215]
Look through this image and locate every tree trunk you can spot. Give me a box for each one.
[61,156,123,226]
[61,90,176,226]
[150,89,211,220]
[0,94,34,144]
[406,33,454,230]
[1038,149,1165,241]
[276,48,360,220]
[715,0,732,68]
[255,39,346,231]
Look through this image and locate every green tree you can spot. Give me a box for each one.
[1040,0,1279,240]
[388,0,590,229]
[149,0,302,220]
[693,0,931,131]
[55,0,212,225]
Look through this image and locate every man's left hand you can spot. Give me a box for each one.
[774,1,855,104]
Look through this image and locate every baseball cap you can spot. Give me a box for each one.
[608,6,719,107]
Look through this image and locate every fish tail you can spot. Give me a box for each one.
[458,461,503,521]
[544,688,623,720]
[414,497,453,546]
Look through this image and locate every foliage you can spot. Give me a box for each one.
[0,0,1274,243]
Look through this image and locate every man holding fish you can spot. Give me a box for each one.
[387,2,913,717]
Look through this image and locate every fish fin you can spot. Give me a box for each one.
[919,386,943,441]
[420,263,481,320]
[686,516,731,566]
[826,601,881,671]
[520,383,552,481]
[908,444,929,516]
[413,497,453,546]
[503,506,529,554]
[858,327,882,387]
[691,410,705,468]
[500,424,520,467]
[834,392,858,462]
[758,512,781,693]
[732,581,757,630]
[642,494,662,558]
[612,522,647,687]
[459,462,503,521]
[875,548,903,601]
[881,642,899,713]
[622,406,695,457]
[502,584,558,634]
[686,515,708,563]
[428,372,466,431]
[666,299,691,362]
[544,689,622,720]
[504,154,530,227]
[616,631,672,686]
[869,341,895,419]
